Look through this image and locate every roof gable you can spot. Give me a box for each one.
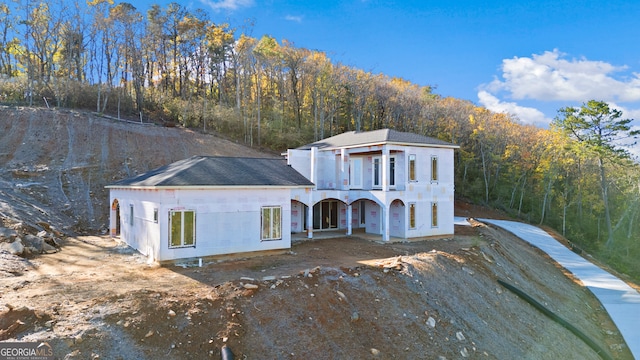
[108,156,314,188]
[297,128,458,150]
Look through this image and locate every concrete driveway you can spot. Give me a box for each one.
[480,218,640,359]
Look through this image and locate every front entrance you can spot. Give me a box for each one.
[111,199,121,236]
[313,200,338,230]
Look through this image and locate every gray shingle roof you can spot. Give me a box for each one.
[298,128,458,150]
[108,156,314,188]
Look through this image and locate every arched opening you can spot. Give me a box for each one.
[313,199,339,230]
[349,198,383,235]
[290,199,307,234]
[111,199,121,237]
[389,199,406,238]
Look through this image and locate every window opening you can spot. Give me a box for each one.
[262,206,282,240]
[169,210,196,248]
[408,154,416,181]
[431,202,438,227]
[431,156,438,182]
[409,203,416,229]
[373,157,381,188]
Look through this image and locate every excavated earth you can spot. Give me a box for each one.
[0,107,634,359]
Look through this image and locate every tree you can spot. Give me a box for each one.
[109,2,144,113]
[87,0,116,113]
[0,3,19,77]
[554,100,640,248]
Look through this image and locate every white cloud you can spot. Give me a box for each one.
[199,0,254,11]
[477,90,551,126]
[487,49,640,103]
[604,102,640,158]
[284,15,303,23]
[480,49,640,138]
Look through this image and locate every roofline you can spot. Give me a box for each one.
[304,140,460,151]
[105,184,314,190]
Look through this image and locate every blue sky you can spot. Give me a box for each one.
[142,0,640,134]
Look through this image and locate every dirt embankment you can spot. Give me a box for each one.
[0,106,273,233]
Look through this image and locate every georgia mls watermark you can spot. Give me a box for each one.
[0,342,53,360]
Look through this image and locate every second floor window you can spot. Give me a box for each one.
[431,156,438,182]
[389,156,395,187]
[408,154,416,181]
[373,157,381,188]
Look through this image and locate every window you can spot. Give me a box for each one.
[372,157,381,188]
[170,210,196,248]
[350,158,363,189]
[262,206,282,240]
[431,156,438,182]
[153,208,159,223]
[129,205,134,226]
[431,202,438,227]
[408,154,416,181]
[389,156,396,187]
[409,203,416,229]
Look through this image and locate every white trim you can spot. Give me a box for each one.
[105,185,314,190]
[312,141,460,151]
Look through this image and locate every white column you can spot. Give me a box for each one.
[310,146,318,189]
[307,191,314,239]
[341,148,348,190]
[383,203,390,242]
[346,204,352,235]
[382,145,389,192]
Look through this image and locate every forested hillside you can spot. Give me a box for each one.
[0,1,638,280]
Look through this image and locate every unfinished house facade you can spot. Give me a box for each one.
[286,129,459,242]
[106,156,314,262]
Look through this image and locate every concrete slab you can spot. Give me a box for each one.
[481,218,640,359]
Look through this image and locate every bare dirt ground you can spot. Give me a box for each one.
[0,107,634,359]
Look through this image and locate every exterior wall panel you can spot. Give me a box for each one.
[111,188,292,262]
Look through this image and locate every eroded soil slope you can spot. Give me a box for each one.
[0,106,273,233]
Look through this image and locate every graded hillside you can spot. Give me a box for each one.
[0,220,631,359]
[0,106,633,359]
[0,106,274,233]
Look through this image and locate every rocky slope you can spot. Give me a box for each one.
[0,106,272,234]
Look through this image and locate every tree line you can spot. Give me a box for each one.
[1,1,639,279]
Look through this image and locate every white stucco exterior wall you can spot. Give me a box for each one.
[287,143,456,240]
[110,187,293,262]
